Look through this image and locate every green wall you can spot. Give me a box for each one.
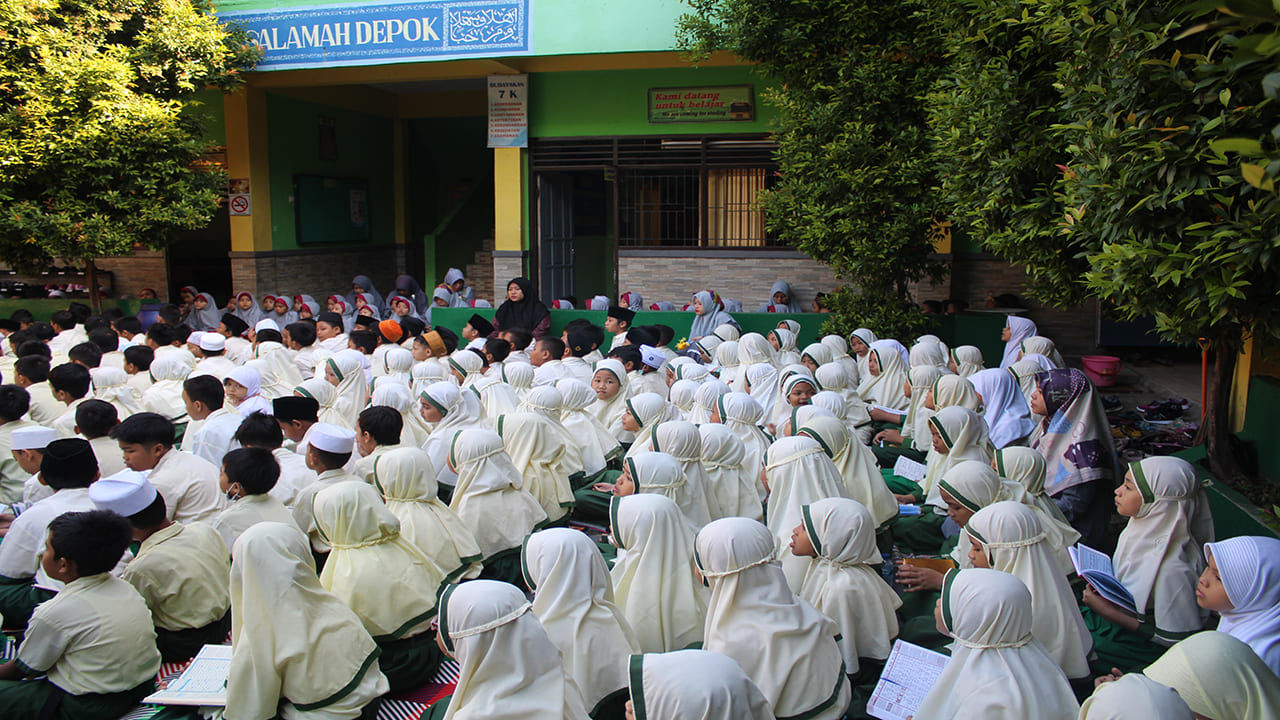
[266,92,395,251]
[407,116,493,286]
[529,65,776,138]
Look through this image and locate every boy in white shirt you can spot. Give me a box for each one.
[108,412,224,523]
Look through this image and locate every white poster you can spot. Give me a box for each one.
[488,74,528,148]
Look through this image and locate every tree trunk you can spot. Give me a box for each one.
[85,260,102,315]
[1202,343,1240,482]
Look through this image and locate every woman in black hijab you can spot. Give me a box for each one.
[492,277,551,338]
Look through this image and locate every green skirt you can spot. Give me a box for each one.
[0,580,55,631]
[871,443,926,469]
[572,471,620,523]
[1082,607,1168,674]
[0,677,154,720]
[377,630,444,693]
[479,547,526,590]
[156,611,231,663]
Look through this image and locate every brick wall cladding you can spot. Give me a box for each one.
[491,254,527,302]
[229,246,406,303]
[618,253,840,311]
[94,248,169,299]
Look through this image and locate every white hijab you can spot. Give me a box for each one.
[1021,335,1066,368]
[141,355,190,421]
[951,345,985,377]
[1143,630,1280,720]
[822,334,861,386]
[796,411,898,526]
[856,340,909,410]
[697,423,763,521]
[762,436,849,590]
[798,498,901,672]
[411,359,450,397]
[420,381,486,487]
[995,446,1073,529]
[915,568,1079,720]
[371,447,483,584]
[623,451,710,531]
[904,365,945,451]
[609,493,708,653]
[523,529,640,714]
[229,523,388,720]
[313,480,447,639]
[1078,673,1193,720]
[626,650,772,720]
[1204,535,1280,676]
[497,412,575,523]
[714,341,741,389]
[439,580,590,720]
[849,328,877,380]
[91,366,144,418]
[249,341,305,400]
[743,362,780,417]
[588,359,631,441]
[447,429,547,559]
[966,501,1093,679]
[555,378,621,475]
[295,377,344,427]
[1114,457,1211,634]
[518,386,586,477]
[648,421,720,522]
[922,406,994,510]
[324,349,368,425]
[695,517,850,720]
[715,392,772,494]
[372,382,429,448]
[1001,315,1038,369]
[969,367,1037,449]
[688,379,729,425]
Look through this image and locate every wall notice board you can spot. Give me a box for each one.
[294,175,371,245]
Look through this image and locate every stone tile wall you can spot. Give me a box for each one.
[229,246,406,302]
[617,249,840,311]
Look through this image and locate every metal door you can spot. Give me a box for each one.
[537,172,574,304]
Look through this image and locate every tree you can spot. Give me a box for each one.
[678,0,947,340]
[930,0,1280,480]
[0,0,259,309]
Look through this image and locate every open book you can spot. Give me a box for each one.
[1069,544,1139,615]
[143,644,232,707]
[892,456,927,484]
[867,640,950,720]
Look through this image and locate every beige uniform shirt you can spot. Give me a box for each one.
[87,435,127,478]
[291,468,361,552]
[0,418,37,503]
[17,573,161,695]
[24,382,65,426]
[123,522,230,631]
[148,448,226,524]
[212,493,299,552]
[270,447,316,508]
[51,397,88,439]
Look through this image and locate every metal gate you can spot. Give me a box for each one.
[536,172,575,304]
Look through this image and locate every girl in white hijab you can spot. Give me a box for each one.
[609,494,708,653]
[248,338,304,400]
[763,435,849,590]
[768,328,801,367]
[848,328,877,380]
[698,423,764,521]
[713,341,741,388]
[588,360,631,441]
[295,378,344,427]
[712,393,771,496]
[913,568,1079,720]
[376,347,414,390]
[767,370,816,433]
[687,379,729,425]
[649,420,720,521]
[695,517,851,720]
[141,355,190,423]
[949,345,986,377]
[499,362,535,402]
[372,447,483,585]
[556,378,621,478]
[667,379,697,420]
[791,498,901,675]
[612,451,709,531]
[1084,456,1210,671]
[799,342,833,372]
[873,364,943,460]
[1142,630,1280,720]
[856,340,909,410]
[1008,352,1057,423]
[1079,673,1193,720]
[412,359,450,397]
[372,383,429,448]
[796,411,898,527]
[1000,315,1038,369]
[742,362,780,417]
[821,334,861,385]
[91,366,144,418]
[228,523,389,720]
[312,481,449,691]
[324,350,369,423]
[620,393,674,459]
[436,579,590,720]
[1021,335,1066,367]
[969,367,1036,449]
[522,529,640,718]
[966,501,1093,679]
[735,333,776,376]
[1199,535,1280,675]
[909,339,949,371]
[517,386,587,480]
[226,366,273,417]
[450,351,517,420]
[447,429,547,586]
[497,411,575,525]
[625,650,773,720]
[814,361,874,438]
[420,381,487,491]
[994,446,1072,528]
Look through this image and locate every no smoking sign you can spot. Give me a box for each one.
[229,193,251,216]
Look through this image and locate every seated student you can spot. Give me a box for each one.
[211,446,296,552]
[272,395,320,458]
[1079,673,1194,719]
[965,501,1093,681]
[1082,456,1210,672]
[228,522,389,720]
[1140,630,1280,720]
[89,471,231,662]
[352,405,404,482]
[419,381,487,497]
[282,321,320,380]
[315,310,349,355]
[626,649,774,720]
[48,362,92,438]
[67,341,103,371]
[16,355,65,425]
[0,510,161,719]
[0,438,100,629]
[112,316,143,348]
[559,325,598,384]
[182,374,243,466]
[632,344,668,398]
[291,422,360,559]
[529,336,568,386]
[914,569,1079,720]
[479,336,511,377]
[447,429,547,587]
[1195,535,1280,675]
[427,580,589,720]
[109,412,223,524]
[605,305,635,351]
[313,481,451,693]
[8,425,59,508]
[224,366,272,417]
[449,349,518,418]
[497,409,576,526]
[412,327,458,362]
[460,313,493,352]
[371,447,482,583]
[0,384,36,504]
[762,435,849,589]
[499,326,531,364]
[523,528,640,719]
[589,358,632,442]
[189,331,235,380]
[122,344,155,395]
[74,399,125,477]
[694,517,850,720]
[216,313,253,364]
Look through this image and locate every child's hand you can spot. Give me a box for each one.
[592,483,615,493]
[895,563,943,592]
[1093,668,1124,688]
[893,494,917,505]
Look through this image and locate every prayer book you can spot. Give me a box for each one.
[892,456,927,483]
[1069,544,1139,615]
[143,644,232,707]
[872,404,907,416]
[867,640,950,720]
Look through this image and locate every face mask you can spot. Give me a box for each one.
[226,488,241,502]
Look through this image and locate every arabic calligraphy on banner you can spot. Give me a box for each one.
[217,0,530,71]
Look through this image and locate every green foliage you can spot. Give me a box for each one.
[679,0,947,340]
[0,0,260,272]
